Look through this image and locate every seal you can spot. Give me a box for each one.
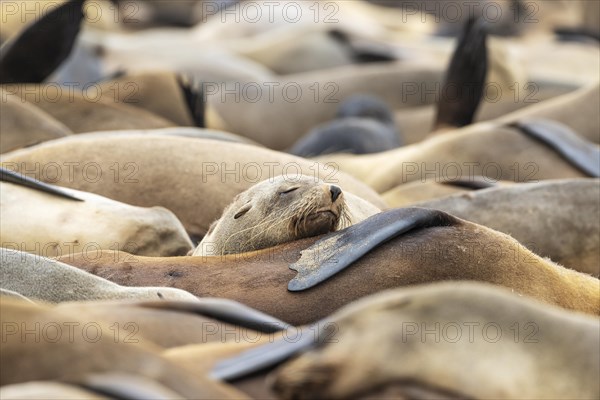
[1,134,386,239]
[60,209,600,325]
[415,178,600,276]
[214,282,600,400]
[498,82,599,144]
[382,176,501,207]
[1,84,175,133]
[0,298,248,399]
[289,94,401,157]
[191,175,380,256]
[319,118,597,193]
[1,177,194,257]
[55,299,288,350]
[0,248,199,303]
[95,71,226,129]
[0,89,72,154]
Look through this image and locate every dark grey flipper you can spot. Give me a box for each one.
[288,208,457,291]
[139,298,291,333]
[328,29,397,63]
[440,176,498,190]
[434,17,488,130]
[211,326,316,381]
[177,75,206,128]
[512,119,600,177]
[0,167,83,201]
[0,0,85,84]
[80,373,185,399]
[554,27,600,43]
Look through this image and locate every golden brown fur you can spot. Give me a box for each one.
[319,123,588,193]
[0,89,72,153]
[60,216,600,325]
[415,179,600,276]
[1,135,385,239]
[1,84,175,133]
[0,298,247,398]
[273,282,600,399]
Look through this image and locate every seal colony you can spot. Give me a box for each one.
[1,1,599,398]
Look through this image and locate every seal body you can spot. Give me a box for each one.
[1,181,193,257]
[192,175,380,256]
[290,95,401,157]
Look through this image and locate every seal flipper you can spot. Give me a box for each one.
[288,208,457,291]
[0,167,83,201]
[211,325,316,381]
[177,74,206,128]
[440,176,498,190]
[433,17,488,131]
[79,373,185,399]
[328,29,397,63]
[0,0,85,84]
[138,298,291,333]
[511,119,600,177]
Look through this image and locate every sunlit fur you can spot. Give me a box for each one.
[192,175,352,256]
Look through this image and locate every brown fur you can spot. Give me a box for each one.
[382,179,506,206]
[0,298,248,398]
[319,123,588,193]
[59,216,600,325]
[415,179,600,276]
[1,135,385,239]
[97,71,195,127]
[273,282,600,399]
[208,63,443,150]
[1,181,193,257]
[394,84,578,145]
[54,301,262,349]
[1,84,175,133]
[497,83,600,144]
[0,89,72,153]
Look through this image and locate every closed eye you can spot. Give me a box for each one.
[234,209,248,219]
[280,187,299,195]
[234,204,252,219]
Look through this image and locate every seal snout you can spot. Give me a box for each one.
[329,185,342,202]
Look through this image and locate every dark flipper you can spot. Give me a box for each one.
[0,0,85,84]
[211,325,316,381]
[512,119,600,177]
[81,373,184,399]
[328,29,397,63]
[434,17,488,130]
[138,298,291,333]
[0,167,83,201]
[440,176,498,190]
[288,208,457,291]
[554,27,600,43]
[177,75,206,128]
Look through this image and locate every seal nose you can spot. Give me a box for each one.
[329,185,342,202]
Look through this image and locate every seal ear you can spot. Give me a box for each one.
[433,16,488,131]
[0,0,86,84]
[234,203,252,219]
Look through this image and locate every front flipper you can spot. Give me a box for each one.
[138,297,291,333]
[0,166,83,201]
[0,0,85,84]
[512,118,600,177]
[288,208,457,291]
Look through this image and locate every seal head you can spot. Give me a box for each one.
[192,175,351,256]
